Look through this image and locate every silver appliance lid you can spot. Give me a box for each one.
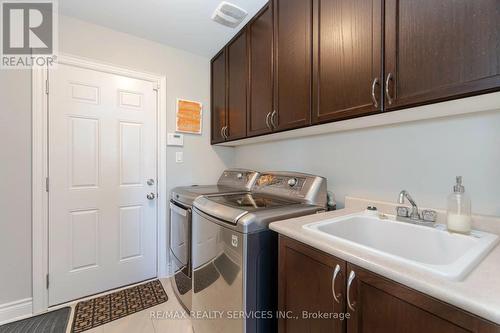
[171,185,247,206]
[206,193,297,212]
[193,171,327,233]
[170,169,259,206]
[193,197,322,233]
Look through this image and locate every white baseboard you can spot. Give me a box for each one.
[0,298,33,325]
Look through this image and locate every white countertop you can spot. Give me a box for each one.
[269,197,500,324]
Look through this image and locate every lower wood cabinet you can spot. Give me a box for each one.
[278,235,346,333]
[278,235,500,333]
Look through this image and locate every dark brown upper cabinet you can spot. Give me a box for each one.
[210,49,227,144]
[226,31,248,140]
[312,0,383,123]
[247,4,274,137]
[278,236,346,333]
[384,0,500,110]
[211,0,500,144]
[273,0,312,131]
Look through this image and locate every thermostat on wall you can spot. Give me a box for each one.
[167,133,184,146]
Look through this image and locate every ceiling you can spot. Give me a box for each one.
[59,0,268,58]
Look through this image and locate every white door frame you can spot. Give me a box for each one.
[31,54,168,314]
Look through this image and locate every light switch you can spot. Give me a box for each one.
[175,151,183,163]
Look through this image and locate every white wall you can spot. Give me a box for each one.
[232,108,500,216]
[0,15,233,308]
[58,15,234,189]
[0,70,33,305]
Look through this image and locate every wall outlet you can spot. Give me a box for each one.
[175,151,183,163]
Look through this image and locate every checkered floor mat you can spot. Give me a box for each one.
[71,280,168,333]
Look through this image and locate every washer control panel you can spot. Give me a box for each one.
[217,169,260,190]
[252,172,327,207]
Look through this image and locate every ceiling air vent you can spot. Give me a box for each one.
[211,1,248,28]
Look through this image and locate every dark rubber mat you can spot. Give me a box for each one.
[71,280,168,333]
[0,307,70,333]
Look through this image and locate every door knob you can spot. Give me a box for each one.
[146,193,156,200]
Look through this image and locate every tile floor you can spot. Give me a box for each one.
[63,278,193,333]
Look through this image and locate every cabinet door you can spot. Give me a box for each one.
[278,236,346,333]
[226,32,248,141]
[313,0,382,123]
[346,263,500,333]
[211,50,227,144]
[384,0,500,110]
[248,5,274,137]
[273,0,312,131]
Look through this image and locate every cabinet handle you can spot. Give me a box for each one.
[270,110,277,129]
[347,270,356,312]
[371,77,380,108]
[385,72,394,105]
[332,264,342,304]
[265,112,272,130]
[220,127,225,139]
[223,126,229,139]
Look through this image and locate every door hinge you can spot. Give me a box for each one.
[153,82,160,91]
[45,79,49,95]
[46,274,49,289]
[45,177,49,192]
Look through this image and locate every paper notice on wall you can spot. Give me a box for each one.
[176,99,202,134]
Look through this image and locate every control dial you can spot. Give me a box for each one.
[287,178,298,187]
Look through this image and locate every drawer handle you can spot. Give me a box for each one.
[347,270,356,312]
[332,264,342,304]
[385,72,394,105]
[265,112,272,130]
[270,110,277,129]
[371,77,380,108]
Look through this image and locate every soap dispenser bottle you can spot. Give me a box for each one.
[447,176,472,234]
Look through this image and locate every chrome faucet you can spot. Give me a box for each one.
[396,190,437,227]
[398,190,420,220]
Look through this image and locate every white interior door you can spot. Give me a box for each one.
[48,63,158,306]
